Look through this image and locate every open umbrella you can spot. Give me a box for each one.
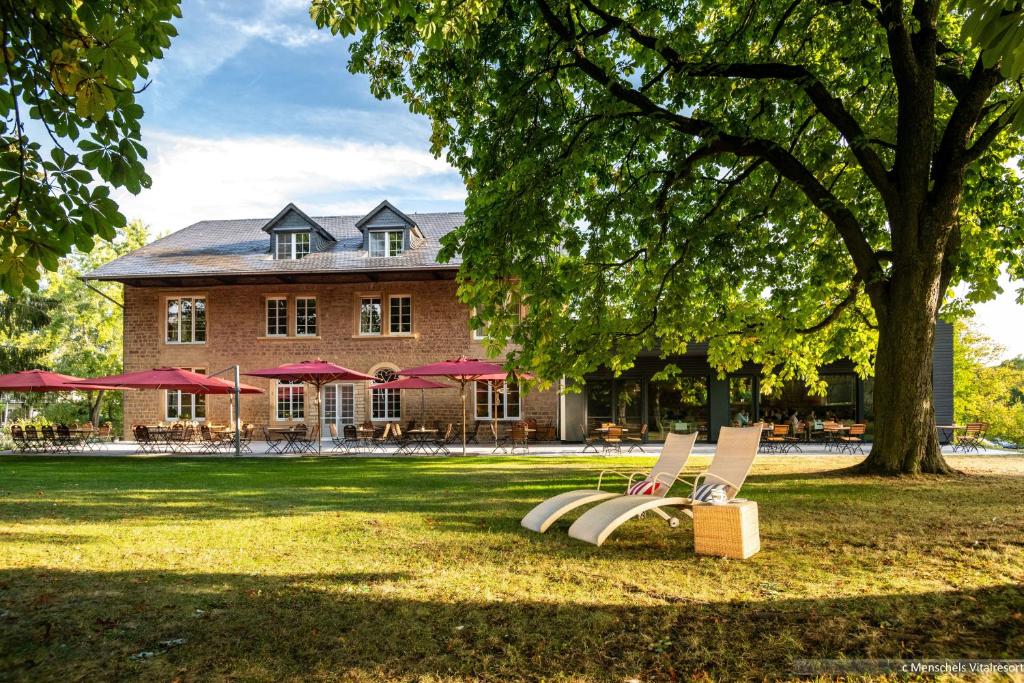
[371,376,451,424]
[242,359,374,454]
[0,369,130,424]
[0,369,123,392]
[73,368,265,456]
[398,357,510,455]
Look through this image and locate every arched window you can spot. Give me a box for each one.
[371,368,401,421]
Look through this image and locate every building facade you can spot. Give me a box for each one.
[89,201,559,438]
[91,199,954,443]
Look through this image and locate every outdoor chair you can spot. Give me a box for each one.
[10,425,32,453]
[838,423,868,454]
[567,425,764,546]
[236,424,255,454]
[523,417,539,442]
[490,422,509,453]
[262,425,284,454]
[41,425,59,453]
[509,422,529,454]
[601,425,624,454]
[763,423,801,453]
[25,425,48,452]
[369,423,391,453]
[522,432,700,534]
[327,423,349,453]
[392,423,415,455]
[579,423,600,453]
[199,425,224,453]
[535,422,556,441]
[625,423,649,453]
[293,424,319,453]
[55,424,78,453]
[953,422,987,453]
[433,424,453,455]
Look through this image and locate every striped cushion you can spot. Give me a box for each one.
[627,479,663,496]
[693,483,728,502]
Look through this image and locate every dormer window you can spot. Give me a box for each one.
[275,232,310,260]
[369,230,404,257]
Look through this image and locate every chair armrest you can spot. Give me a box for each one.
[690,471,741,495]
[596,469,645,491]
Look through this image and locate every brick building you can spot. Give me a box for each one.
[87,201,560,439]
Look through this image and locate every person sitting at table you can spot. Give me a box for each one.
[735,409,750,426]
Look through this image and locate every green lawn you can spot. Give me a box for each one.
[1,454,1022,682]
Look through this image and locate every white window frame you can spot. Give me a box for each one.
[474,381,521,420]
[165,296,206,345]
[371,369,401,421]
[165,367,207,421]
[323,384,355,427]
[274,232,310,260]
[296,296,317,336]
[359,296,382,335]
[369,230,404,257]
[266,297,288,337]
[389,295,412,335]
[276,381,305,421]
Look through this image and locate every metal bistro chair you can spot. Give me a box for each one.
[490,422,509,454]
[41,425,59,453]
[509,422,530,454]
[369,423,391,453]
[9,425,32,453]
[433,423,453,455]
[580,423,600,453]
[763,423,801,454]
[262,425,284,454]
[625,423,649,453]
[294,424,320,454]
[327,423,349,453]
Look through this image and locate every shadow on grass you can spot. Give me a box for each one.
[0,567,1021,681]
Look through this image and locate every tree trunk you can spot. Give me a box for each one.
[857,262,954,475]
[89,390,104,427]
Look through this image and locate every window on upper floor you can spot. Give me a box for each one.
[296,297,317,336]
[274,231,310,260]
[389,295,412,334]
[266,297,288,336]
[359,297,382,335]
[368,230,404,257]
[166,296,206,344]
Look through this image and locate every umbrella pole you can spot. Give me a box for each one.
[420,388,425,426]
[461,381,467,456]
[234,365,241,457]
[316,381,323,455]
[492,379,499,450]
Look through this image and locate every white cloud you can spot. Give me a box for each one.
[114,131,464,232]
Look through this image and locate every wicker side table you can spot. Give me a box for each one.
[693,500,760,559]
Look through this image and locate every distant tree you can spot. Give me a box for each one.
[0,1,180,294]
[953,322,1024,448]
[0,220,147,427]
[315,0,1024,474]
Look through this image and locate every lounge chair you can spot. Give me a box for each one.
[521,432,699,533]
[566,425,763,546]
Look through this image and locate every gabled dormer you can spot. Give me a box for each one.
[355,200,424,257]
[262,203,335,260]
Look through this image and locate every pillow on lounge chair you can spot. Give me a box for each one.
[627,479,663,496]
[693,483,728,502]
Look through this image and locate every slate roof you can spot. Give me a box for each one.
[86,211,465,281]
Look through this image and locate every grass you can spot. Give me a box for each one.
[0,453,1022,682]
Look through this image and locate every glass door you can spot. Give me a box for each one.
[322,383,355,436]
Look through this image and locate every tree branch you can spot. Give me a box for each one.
[535,0,885,287]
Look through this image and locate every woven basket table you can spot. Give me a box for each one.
[693,500,760,559]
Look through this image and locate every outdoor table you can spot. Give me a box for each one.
[267,427,306,454]
[822,425,850,452]
[935,424,965,446]
[402,428,439,455]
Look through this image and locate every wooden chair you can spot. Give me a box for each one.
[262,425,284,454]
[490,422,509,453]
[953,422,987,453]
[580,423,600,453]
[509,422,530,454]
[838,423,868,454]
[370,423,391,453]
[434,424,453,454]
[625,423,649,453]
[601,425,624,454]
[763,423,801,453]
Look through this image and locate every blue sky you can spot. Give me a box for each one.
[116,0,1023,359]
[115,0,465,232]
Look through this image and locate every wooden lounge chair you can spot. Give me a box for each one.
[521,432,699,533]
[566,425,763,546]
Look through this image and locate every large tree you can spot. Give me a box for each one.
[0,0,180,294]
[314,0,1024,474]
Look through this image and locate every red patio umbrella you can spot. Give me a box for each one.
[242,360,375,453]
[371,376,451,424]
[399,357,514,455]
[73,367,264,394]
[0,369,124,393]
